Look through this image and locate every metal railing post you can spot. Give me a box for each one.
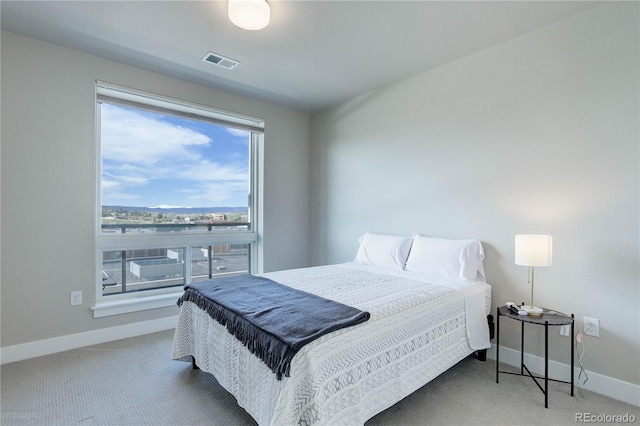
[208,223,213,278]
[121,250,127,293]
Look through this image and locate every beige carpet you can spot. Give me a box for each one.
[1,330,637,425]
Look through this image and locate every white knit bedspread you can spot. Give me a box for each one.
[172,264,488,425]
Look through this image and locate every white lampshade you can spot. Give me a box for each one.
[515,235,553,267]
[228,0,270,31]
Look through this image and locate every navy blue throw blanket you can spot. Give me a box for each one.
[177,274,370,380]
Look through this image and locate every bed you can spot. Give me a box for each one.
[172,233,492,425]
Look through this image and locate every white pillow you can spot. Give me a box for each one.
[405,235,486,281]
[353,232,414,270]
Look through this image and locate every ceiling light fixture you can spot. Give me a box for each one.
[228,0,270,31]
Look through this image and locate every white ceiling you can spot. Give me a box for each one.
[1,1,601,113]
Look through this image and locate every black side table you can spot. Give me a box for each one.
[495,305,574,408]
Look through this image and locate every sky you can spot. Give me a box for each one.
[101,103,251,208]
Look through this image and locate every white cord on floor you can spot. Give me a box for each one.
[575,323,589,399]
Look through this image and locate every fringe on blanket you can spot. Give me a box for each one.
[178,289,295,379]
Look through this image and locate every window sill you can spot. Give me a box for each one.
[91,291,183,318]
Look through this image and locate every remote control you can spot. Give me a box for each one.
[506,302,527,315]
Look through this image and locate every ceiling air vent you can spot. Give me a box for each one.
[202,52,239,70]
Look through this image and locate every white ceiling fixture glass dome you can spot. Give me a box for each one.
[228,0,270,31]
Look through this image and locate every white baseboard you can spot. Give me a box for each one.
[0,316,178,365]
[487,344,640,407]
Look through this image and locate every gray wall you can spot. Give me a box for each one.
[0,31,310,347]
[309,3,639,385]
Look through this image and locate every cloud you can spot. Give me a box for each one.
[100,103,250,206]
[184,181,250,206]
[225,127,251,146]
[176,160,248,183]
[101,104,211,165]
[226,128,250,138]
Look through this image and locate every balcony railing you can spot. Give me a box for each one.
[101,223,251,295]
[101,222,250,234]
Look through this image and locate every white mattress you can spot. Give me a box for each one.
[172,263,491,425]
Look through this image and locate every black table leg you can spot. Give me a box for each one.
[571,314,575,397]
[545,320,549,409]
[496,307,500,383]
[520,320,525,375]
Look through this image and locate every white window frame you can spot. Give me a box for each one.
[92,81,263,318]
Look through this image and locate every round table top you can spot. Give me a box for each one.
[498,305,573,326]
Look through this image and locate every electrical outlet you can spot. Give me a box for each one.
[560,325,570,336]
[70,291,82,306]
[584,316,600,337]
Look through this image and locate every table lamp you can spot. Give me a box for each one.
[515,235,552,316]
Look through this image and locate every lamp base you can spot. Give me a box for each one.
[521,305,543,316]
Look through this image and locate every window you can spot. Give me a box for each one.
[93,82,262,317]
